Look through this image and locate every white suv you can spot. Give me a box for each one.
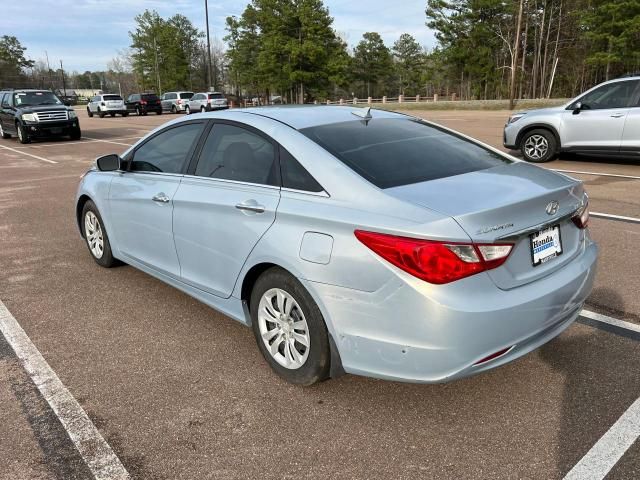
[186,92,228,114]
[504,75,640,162]
[87,94,128,118]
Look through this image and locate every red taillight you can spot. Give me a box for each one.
[572,203,589,229]
[354,230,513,285]
[474,346,513,365]
[140,100,147,105]
[177,99,182,104]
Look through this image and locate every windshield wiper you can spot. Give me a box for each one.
[37,102,59,105]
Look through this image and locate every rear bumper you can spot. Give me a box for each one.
[23,119,79,137]
[304,237,598,383]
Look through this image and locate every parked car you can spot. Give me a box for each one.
[0,89,81,143]
[76,106,597,385]
[161,91,194,113]
[87,94,128,118]
[504,74,640,162]
[125,93,162,116]
[186,92,228,114]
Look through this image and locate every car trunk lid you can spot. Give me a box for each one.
[385,162,585,290]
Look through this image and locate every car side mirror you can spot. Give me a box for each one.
[63,101,71,106]
[572,102,582,115]
[96,154,121,172]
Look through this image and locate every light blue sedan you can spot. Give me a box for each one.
[75,106,598,385]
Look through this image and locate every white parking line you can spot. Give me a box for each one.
[580,309,640,333]
[552,169,640,180]
[82,136,134,147]
[0,301,130,480]
[590,212,640,225]
[0,144,58,164]
[564,397,640,480]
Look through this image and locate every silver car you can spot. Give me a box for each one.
[504,75,640,162]
[186,92,228,114]
[161,91,194,113]
[75,106,598,385]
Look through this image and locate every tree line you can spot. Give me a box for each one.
[2,0,638,104]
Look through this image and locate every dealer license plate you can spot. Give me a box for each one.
[530,225,562,266]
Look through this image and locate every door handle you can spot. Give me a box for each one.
[152,193,170,203]
[610,113,625,118]
[235,200,265,214]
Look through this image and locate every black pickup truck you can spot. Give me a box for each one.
[0,89,81,144]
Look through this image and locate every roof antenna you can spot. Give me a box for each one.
[351,106,372,120]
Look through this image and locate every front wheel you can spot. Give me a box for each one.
[87,108,93,118]
[81,200,117,268]
[250,267,330,385]
[69,127,81,140]
[156,110,162,115]
[521,129,557,163]
[16,123,30,144]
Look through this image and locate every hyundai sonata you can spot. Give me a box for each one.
[75,106,598,385]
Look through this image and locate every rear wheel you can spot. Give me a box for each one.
[87,107,93,118]
[185,105,191,115]
[122,112,129,117]
[171,105,177,114]
[200,106,205,113]
[136,107,141,116]
[521,129,557,163]
[16,122,30,144]
[98,108,105,118]
[81,200,117,268]
[250,267,330,386]
[156,110,162,115]
[110,112,115,117]
[0,122,10,139]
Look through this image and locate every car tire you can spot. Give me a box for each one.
[16,122,30,144]
[521,129,557,163]
[98,108,105,119]
[136,107,141,116]
[0,122,10,139]
[69,127,81,140]
[185,105,190,115]
[110,112,115,117]
[87,108,93,118]
[171,105,177,114]
[250,267,330,386]
[200,106,205,113]
[122,112,129,117]
[81,200,117,268]
[156,110,162,115]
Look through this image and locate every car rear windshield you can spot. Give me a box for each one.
[300,118,512,189]
[142,94,158,100]
[208,93,225,99]
[103,95,122,101]
[180,92,194,99]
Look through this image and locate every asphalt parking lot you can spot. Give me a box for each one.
[1,108,639,479]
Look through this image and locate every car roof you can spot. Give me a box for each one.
[236,105,408,130]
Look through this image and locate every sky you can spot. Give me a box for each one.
[4,0,436,72]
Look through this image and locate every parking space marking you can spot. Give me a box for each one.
[0,301,130,480]
[82,136,134,147]
[590,212,640,225]
[0,144,58,164]
[564,397,640,480]
[552,169,640,180]
[580,309,640,335]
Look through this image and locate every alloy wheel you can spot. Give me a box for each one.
[257,288,311,369]
[524,134,549,160]
[84,211,104,259]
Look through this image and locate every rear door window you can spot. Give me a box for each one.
[300,118,512,189]
[194,123,278,186]
[279,147,323,192]
[131,123,204,174]
[180,92,194,99]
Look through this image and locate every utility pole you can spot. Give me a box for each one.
[45,51,53,90]
[60,60,67,97]
[509,0,524,110]
[153,36,162,95]
[205,0,214,91]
